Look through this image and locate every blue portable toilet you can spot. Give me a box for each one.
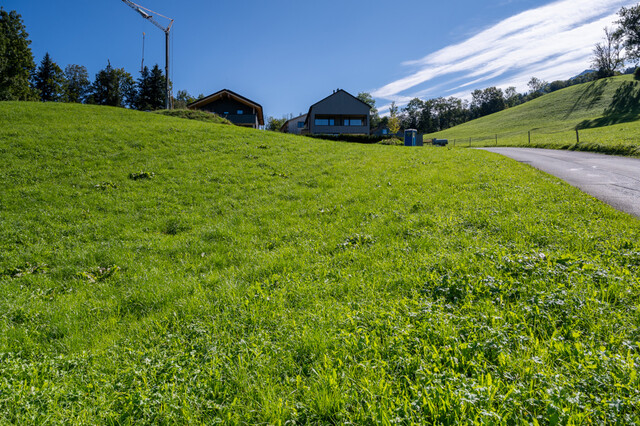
[404,129,417,146]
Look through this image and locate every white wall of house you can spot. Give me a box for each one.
[283,114,307,134]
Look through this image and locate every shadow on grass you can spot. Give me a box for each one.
[564,79,608,120]
[576,81,640,130]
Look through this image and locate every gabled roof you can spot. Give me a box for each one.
[309,89,373,110]
[279,113,307,132]
[187,89,264,125]
[304,89,372,125]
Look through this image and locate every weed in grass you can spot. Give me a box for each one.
[129,171,155,180]
[340,234,375,249]
[77,265,120,283]
[94,181,118,190]
[0,262,47,278]
[163,218,190,235]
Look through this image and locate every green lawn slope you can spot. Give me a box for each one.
[428,74,640,156]
[154,108,233,125]
[1,102,640,423]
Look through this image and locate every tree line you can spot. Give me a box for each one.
[267,3,640,135]
[0,8,199,110]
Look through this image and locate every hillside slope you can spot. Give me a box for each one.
[1,102,639,423]
[429,75,640,155]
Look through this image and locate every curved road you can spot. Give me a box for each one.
[481,148,640,218]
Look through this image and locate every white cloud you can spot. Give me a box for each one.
[372,0,634,102]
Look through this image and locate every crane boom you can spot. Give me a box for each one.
[120,0,174,109]
[121,0,173,33]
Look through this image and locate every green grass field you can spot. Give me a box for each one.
[1,101,640,423]
[428,75,640,156]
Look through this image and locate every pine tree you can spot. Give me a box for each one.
[88,62,135,108]
[32,52,64,102]
[64,64,90,103]
[173,90,196,109]
[134,66,152,110]
[147,64,166,110]
[0,8,36,101]
[135,64,166,110]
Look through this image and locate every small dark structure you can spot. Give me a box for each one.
[404,129,424,146]
[405,129,417,146]
[303,89,372,135]
[432,139,448,146]
[188,89,264,129]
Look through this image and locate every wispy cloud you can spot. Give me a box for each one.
[373,0,633,109]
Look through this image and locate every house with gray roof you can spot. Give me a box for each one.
[302,89,372,135]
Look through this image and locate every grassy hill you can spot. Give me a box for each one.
[154,108,233,124]
[428,74,640,156]
[1,102,640,423]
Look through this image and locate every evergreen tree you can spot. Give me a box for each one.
[64,64,90,103]
[134,65,166,110]
[32,52,64,102]
[173,90,196,109]
[88,62,135,108]
[134,66,152,110]
[0,8,36,101]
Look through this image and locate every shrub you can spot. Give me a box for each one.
[304,134,390,144]
[154,109,233,125]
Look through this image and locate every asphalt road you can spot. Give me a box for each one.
[481,148,640,218]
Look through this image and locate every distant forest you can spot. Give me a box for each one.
[0,8,198,110]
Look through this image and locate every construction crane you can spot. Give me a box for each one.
[121,0,174,109]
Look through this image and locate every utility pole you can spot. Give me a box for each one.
[121,0,174,109]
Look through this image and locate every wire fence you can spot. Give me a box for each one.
[443,125,640,155]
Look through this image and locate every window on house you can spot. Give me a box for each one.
[297,122,305,128]
[223,112,229,115]
[237,110,243,115]
[344,118,364,126]
[382,129,388,135]
[315,118,335,126]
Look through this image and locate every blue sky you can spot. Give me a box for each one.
[3,0,636,118]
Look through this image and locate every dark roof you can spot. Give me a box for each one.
[304,89,372,125]
[187,89,264,126]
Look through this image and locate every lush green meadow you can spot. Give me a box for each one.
[1,102,640,424]
[429,75,640,156]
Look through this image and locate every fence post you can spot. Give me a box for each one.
[469,137,471,147]
[576,129,580,144]
[495,134,498,146]
[528,131,531,145]
[454,139,456,146]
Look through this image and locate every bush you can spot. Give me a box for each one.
[304,134,391,144]
[154,109,233,125]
